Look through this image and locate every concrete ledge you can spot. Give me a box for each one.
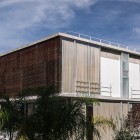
[59,92,140,103]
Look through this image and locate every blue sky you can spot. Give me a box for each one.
[0,0,140,53]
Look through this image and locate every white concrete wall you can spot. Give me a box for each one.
[101,57,121,97]
[129,63,140,98]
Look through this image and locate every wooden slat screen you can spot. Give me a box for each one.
[93,102,129,140]
[62,39,100,94]
[0,37,61,97]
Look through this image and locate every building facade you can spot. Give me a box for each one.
[0,32,140,139]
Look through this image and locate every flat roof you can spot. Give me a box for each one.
[1,32,140,57]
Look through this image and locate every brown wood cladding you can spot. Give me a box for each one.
[0,37,61,97]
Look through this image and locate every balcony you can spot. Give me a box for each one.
[60,81,140,100]
[131,88,140,99]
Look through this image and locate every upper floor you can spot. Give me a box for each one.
[0,32,139,101]
[60,32,140,100]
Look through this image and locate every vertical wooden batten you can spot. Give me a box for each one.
[61,38,100,94]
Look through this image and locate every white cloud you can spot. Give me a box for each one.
[132,27,140,39]
[126,0,140,3]
[0,0,96,29]
[103,0,140,3]
[0,0,96,53]
[133,28,140,34]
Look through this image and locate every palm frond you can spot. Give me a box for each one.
[92,116,116,130]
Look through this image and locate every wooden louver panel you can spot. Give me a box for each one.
[62,39,100,94]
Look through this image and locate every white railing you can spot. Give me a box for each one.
[65,31,140,53]
[61,81,112,97]
[76,81,100,96]
[131,88,140,98]
[75,81,112,97]
[100,83,112,97]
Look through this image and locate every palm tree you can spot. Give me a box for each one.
[18,86,116,140]
[0,86,116,140]
[0,96,23,140]
[86,116,116,140]
[18,86,87,140]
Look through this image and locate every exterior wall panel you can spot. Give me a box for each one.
[93,102,129,140]
[101,57,121,97]
[62,39,100,94]
[62,39,75,93]
[0,37,61,97]
[129,57,140,98]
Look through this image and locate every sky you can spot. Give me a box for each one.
[0,0,140,53]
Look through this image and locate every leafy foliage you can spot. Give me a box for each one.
[125,103,140,138]
[125,104,140,130]
[114,127,135,140]
[18,86,87,140]
[90,116,115,140]
[0,86,116,140]
[114,103,140,140]
[0,96,23,140]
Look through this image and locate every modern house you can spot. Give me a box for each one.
[0,32,139,139]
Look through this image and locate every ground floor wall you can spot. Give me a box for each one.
[14,99,136,140]
[92,101,130,140]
